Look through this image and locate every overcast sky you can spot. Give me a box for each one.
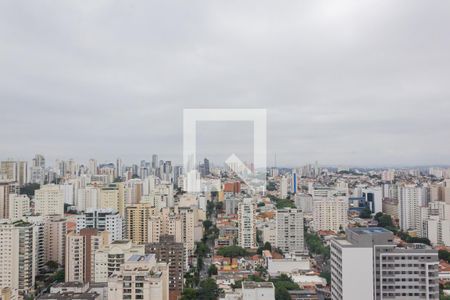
[1,1,450,168]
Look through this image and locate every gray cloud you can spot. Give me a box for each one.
[1,0,450,167]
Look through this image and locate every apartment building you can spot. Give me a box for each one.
[76,208,123,242]
[330,227,439,300]
[145,235,185,300]
[238,198,257,249]
[35,185,65,217]
[312,196,348,232]
[275,208,304,253]
[94,240,144,283]
[65,229,109,283]
[0,220,35,296]
[107,254,169,300]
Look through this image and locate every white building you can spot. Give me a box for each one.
[238,198,257,249]
[275,208,304,253]
[242,281,275,300]
[330,227,439,300]
[280,176,288,199]
[107,254,169,300]
[294,193,313,214]
[94,240,144,283]
[76,208,123,242]
[398,185,424,231]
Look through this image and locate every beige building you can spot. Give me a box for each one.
[312,196,348,232]
[382,198,399,220]
[0,181,19,219]
[35,185,64,217]
[45,215,67,266]
[65,229,109,283]
[107,254,169,300]
[8,194,31,220]
[94,240,145,283]
[0,220,35,296]
[126,203,156,244]
[0,287,19,300]
[99,184,125,217]
[0,161,17,182]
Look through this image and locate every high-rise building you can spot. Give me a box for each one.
[76,186,99,212]
[294,193,313,214]
[0,160,27,186]
[275,208,304,253]
[330,227,439,300]
[76,208,123,242]
[291,171,297,194]
[65,229,109,283]
[8,194,30,220]
[30,154,46,185]
[94,240,145,283]
[145,235,185,300]
[88,159,98,175]
[44,215,67,267]
[152,155,158,170]
[238,198,257,249]
[398,185,424,231]
[126,203,156,244]
[0,220,35,296]
[99,184,125,217]
[148,212,182,245]
[34,185,64,217]
[362,187,383,214]
[107,254,169,300]
[0,161,17,182]
[17,161,28,186]
[280,176,288,199]
[33,154,45,168]
[0,180,19,219]
[116,158,122,179]
[313,196,348,232]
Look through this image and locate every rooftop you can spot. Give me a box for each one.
[242,281,274,289]
[349,227,390,235]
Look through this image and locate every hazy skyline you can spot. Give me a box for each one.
[1,1,450,167]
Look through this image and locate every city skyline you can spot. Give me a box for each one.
[1,1,450,166]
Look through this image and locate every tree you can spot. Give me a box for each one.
[196,242,209,257]
[208,264,218,277]
[206,201,215,216]
[267,181,276,191]
[217,246,248,258]
[53,270,64,282]
[359,207,372,219]
[378,215,394,228]
[203,220,213,231]
[320,270,331,285]
[45,260,59,271]
[197,256,204,270]
[20,183,40,197]
[270,274,300,300]
[440,250,450,262]
[263,242,272,252]
[198,278,220,300]
[181,288,197,300]
[305,232,330,259]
